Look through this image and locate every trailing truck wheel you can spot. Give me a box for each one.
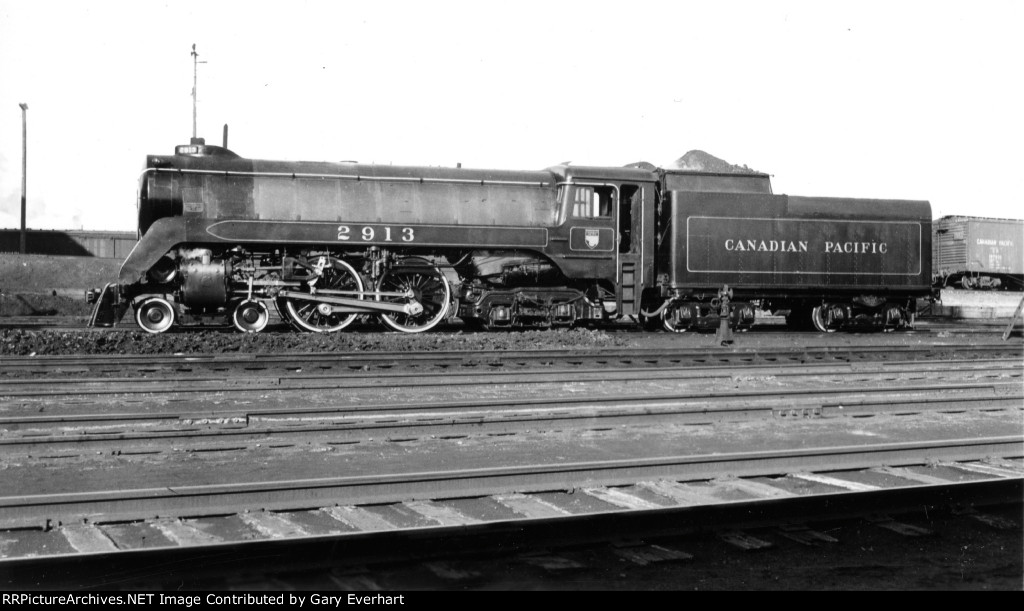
[376,260,451,333]
[283,257,364,333]
[232,300,269,333]
[135,297,176,334]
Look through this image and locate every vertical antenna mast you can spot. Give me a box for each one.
[191,44,207,141]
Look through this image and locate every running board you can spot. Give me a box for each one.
[277,291,423,316]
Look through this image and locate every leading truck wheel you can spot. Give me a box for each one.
[233,300,270,333]
[376,260,451,333]
[283,257,364,333]
[135,297,176,334]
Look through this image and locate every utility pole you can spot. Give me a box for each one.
[18,103,28,254]
[191,44,206,142]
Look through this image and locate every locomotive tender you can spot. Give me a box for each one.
[88,139,933,334]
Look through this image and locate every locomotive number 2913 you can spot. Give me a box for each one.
[337,225,415,242]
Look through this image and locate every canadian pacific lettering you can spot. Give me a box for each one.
[724,239,808,252]
[823,241,888,254]
[723,239,888,254]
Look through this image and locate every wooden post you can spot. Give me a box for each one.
[1002,295,1024,341]
[19,103,27,254]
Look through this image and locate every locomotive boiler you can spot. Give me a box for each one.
[88,139,933,334]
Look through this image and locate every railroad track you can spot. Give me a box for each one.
[1,339,1019,589]
[1,439,1020,589]
[1,350,1019,450]
[0,351,1020,394]
[3,435,1020,527]
[1,342,1020,378]
[1,377,1019,453]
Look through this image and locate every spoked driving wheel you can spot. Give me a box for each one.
[283,257,364,333]
[376,259,451,333]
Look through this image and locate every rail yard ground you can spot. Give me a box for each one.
[0,254,1022,590]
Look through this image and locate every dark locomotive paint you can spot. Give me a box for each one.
[203,220,550,249]
[666,192,931,291]
[89,141,935,334]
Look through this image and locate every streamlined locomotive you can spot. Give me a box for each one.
[88,139,932,334]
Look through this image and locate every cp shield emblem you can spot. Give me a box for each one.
[585,229,600,249]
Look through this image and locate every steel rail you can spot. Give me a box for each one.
[0,436,1019,528]
[2,393,1019,453]
[1,343,1019,373]
[1,378,1018,428]
[1,352,1019,385]
[0,357,1018,398]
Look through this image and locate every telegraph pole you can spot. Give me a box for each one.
[18,103,28,254]
[191,44,207,142]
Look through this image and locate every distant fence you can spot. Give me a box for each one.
[0,229,136,258]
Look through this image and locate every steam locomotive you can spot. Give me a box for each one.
[88,139,932,334]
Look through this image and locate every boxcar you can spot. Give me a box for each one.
[933,216,1023,290]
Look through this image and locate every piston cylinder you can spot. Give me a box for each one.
[180,259,228,306]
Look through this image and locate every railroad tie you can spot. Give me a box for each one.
[635,480,720,506]
[581,487,664,510]
[866,514,933,537]
[151,518,224,547]
[239,511,310,539]
[715,477,797,499]
[868,466,952,486]
[967,513,1019,530]
[520,554,586,571]
[943,461,1024,478]
[492,493,571,518]
[776,524,839,546]
[321,506,400,531]
[0,536,15,559]
[613,544,693,566]
[719,530,773,550]
[788,473,880,492]
[402,500,481,526]
[60,523,119,553]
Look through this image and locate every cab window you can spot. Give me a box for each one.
[572,185,614,218]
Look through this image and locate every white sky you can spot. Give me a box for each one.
[1,0,1022,231]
